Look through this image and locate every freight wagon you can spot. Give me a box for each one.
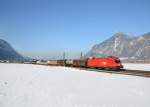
[72,59,87,67]
[47,60,58,65]
[66,60,74,66]
[36,60,48,65]
[57,60,66,66]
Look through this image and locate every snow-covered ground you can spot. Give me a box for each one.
[123,63,150,71]
[0,63,150,107]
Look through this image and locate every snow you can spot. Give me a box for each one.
[135,48,143,56]
[129,41,134,45]
[0,63,150,107]
[123,63,150,71]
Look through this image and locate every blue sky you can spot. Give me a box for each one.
[0,0,150,59]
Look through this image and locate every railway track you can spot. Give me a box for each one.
[33,63,150,78]
[77,67,150,78]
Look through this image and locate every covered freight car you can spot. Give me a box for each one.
[36,60,48,65]
[47,60,66,66]
[66,59,74,66]
[72,59,87,67]
[66,59,87,67]
[57,60,66,66]
[47,60,58,65]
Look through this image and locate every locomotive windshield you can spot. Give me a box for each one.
[115,60,121,63]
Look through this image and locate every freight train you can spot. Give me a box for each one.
[36,56,123,70]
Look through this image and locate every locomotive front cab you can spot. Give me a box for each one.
[87,56,123,70]
[107,56,123,70]
[113,58,123,69]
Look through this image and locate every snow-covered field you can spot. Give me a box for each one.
[123,63,150,71]
[0,63,150,107]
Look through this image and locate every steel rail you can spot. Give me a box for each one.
[77,67,150,78]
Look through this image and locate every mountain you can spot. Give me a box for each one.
[0,39,25,61]
[86,32,150,61]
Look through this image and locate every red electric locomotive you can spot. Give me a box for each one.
[87,56,123,70]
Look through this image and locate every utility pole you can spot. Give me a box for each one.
[63,52,66,60]
[80,52,83,59]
